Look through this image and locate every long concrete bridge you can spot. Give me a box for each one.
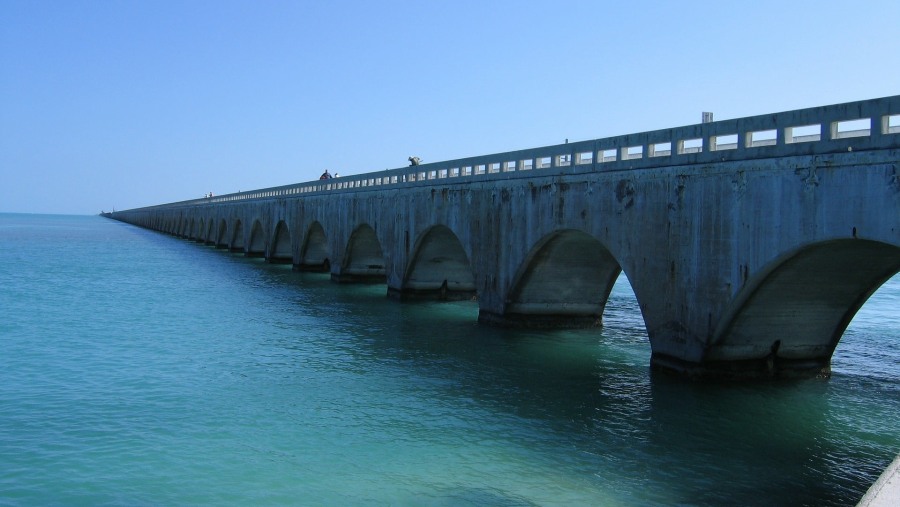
[108,96,900,379]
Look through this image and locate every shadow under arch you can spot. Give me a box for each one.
[204,219,215,245]
[196,219,207,242]
[296,221,330,272]
[215,219,228,248]
[707,239,900,378]
[485,229,623,328]
[230,220,245,252]
[393,224,476,301]
[333,224,386,283]
[246,220,266,257]
[268,220,292,264]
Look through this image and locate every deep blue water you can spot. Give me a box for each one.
[0,213,897,506]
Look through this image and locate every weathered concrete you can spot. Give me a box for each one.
[108,96,900,379]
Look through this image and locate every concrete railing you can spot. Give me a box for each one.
[131,95,900,212]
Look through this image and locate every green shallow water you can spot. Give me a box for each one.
[0,213,897,506]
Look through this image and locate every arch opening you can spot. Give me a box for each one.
[268,220,293,264]
[204,219,215,245]
[487,229,622,328]
[195,219,206,242]
[215,219,228,249]
[334,224,386,283]
[395,225,476,301]
[296,222,330,272]
[246,220,266,258]
[706,239,900,378]
[230,220,245,252]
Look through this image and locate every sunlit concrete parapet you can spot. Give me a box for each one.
[107,95,900,380]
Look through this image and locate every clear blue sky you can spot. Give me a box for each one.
[2,0,898,215]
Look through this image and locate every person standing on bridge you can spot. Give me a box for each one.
[320,170,332,180]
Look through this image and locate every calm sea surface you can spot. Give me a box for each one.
[1,213,897,506]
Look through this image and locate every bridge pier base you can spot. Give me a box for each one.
[477,311,602,329]
[650,353,832,380]
[387,285,477,302]
[293,261,330,273]
[331,272,387,284]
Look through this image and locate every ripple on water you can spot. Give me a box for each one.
[0,214,897,506]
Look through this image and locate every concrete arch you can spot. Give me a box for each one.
[230,220,245,252]
[247,220,266,257]
[397,225,476,300]
[268,220,292,264]
[706,239,900,377]
[493,229,622,328]
[297,221,330,272]
[334,224,386,283]
[215,219,228,248]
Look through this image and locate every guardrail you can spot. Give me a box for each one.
[129,95,900,212]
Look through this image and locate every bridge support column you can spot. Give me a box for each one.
[477,310,602,329]
[649,353,832,380]
[331,271,387,284]
[293,260,330,273]
[387,282,476,301]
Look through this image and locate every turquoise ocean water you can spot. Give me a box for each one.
[1,213,898,506]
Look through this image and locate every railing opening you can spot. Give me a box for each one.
[832,118,871,139]
[785,124,821,144]
[678,138,703,154]
[747,129,777,148]
[650,142,671,157]
[711,134,738,151]
[600,149,617,162]
[621,146,643,160]
[884,114,900,134]
[576,151,593,164]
